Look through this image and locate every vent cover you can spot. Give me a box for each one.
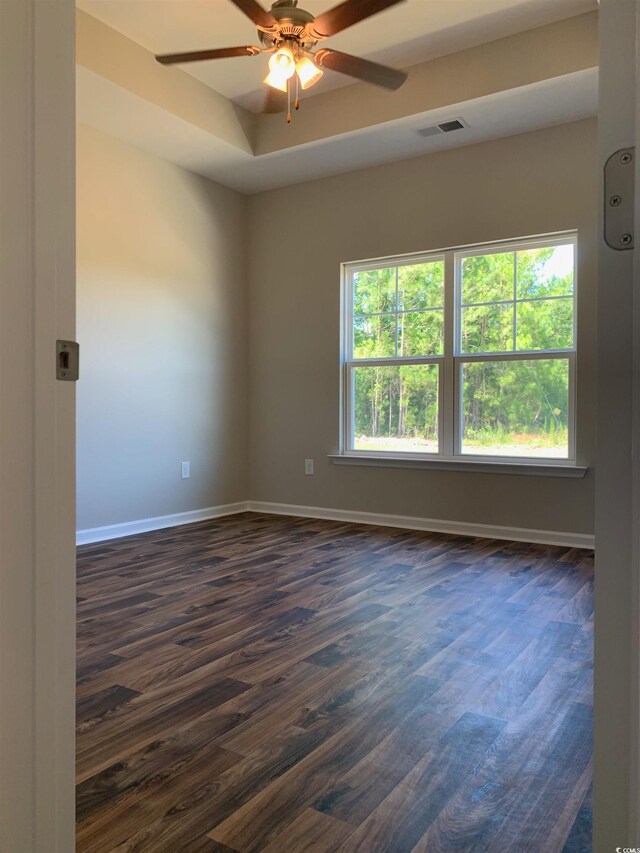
[438,118,465,133]
[415,117,467,138]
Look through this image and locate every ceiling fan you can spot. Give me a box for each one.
[155,0,408,122]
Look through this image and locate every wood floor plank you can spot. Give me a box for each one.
[77,743,242,851]
[207,675,440,851]
[262,809,352,853]
[412,697,592,853]
[103,724,335,852]
[77,513,593,852]
[76,684,141,725]
[334,711,507,853]
[77,678,251,779]
[309,663,498,828]
[562,783,592,853]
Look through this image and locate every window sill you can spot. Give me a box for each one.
[329,454,587,478]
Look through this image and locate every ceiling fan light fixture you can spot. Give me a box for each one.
[263,44,296,90]
[263,69,289,91]
[155,0,409,123]
[270,45,296,75]
[296,55,323,89]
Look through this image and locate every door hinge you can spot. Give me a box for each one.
[604,146,635,250]
[56,340,79,381]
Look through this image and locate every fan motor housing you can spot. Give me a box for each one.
[259,2,318,50]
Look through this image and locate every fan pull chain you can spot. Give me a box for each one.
[295,73,300,112]
[287,76,291,124]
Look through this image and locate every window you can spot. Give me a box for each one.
[342,234,577,463]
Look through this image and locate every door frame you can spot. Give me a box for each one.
[632,1,640,839]
[0,1,76,850]
[595,0,640,847]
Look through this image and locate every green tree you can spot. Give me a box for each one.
[352,246,573,455]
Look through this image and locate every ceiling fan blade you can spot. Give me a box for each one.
[314,48,407,90]
[228,0,277,31]
[156,45,261,64]
[308,0,405,39]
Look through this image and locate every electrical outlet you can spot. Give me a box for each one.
[304,458,314,475]
[181,461,190,479]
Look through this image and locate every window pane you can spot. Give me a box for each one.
[398,261,444,310]
[516,298,574,351]
[398,310,443,356]
[461,252,514,304]
[354,364,439,454]
[353,268,396,314]
[461,359,569,458]
[461,303,513,353]
[517,244,574,298]
[353,313,395,359]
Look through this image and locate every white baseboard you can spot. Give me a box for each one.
[77,499,594,550]
[76,502,250,545]
[246,500,595,550]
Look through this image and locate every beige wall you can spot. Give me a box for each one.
[247,119,597,536]
[76,125,247,530]
[77,118,597,536]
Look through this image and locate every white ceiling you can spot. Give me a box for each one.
[77,0,596,112]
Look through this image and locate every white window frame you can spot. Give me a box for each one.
[340,232,578,467]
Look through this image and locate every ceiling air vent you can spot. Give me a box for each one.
[438,118,466,133]
[415,118,467,138]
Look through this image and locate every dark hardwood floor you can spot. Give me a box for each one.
[76,512,593,852]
